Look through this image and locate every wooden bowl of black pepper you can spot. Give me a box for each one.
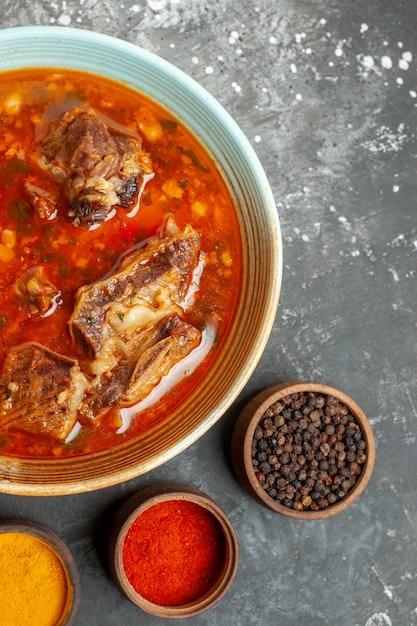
[231,382,376,519]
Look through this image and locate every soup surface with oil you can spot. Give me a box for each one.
[0,68,242,458]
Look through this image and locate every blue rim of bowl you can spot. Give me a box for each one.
[0,26,282,494]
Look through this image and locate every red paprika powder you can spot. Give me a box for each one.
[122,499,227,606]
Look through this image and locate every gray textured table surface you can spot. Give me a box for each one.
[1,2,416,625]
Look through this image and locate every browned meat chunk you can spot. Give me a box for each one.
[68,216,202,422]
[69,216,201,364]
[0,342,87,440]
[37,107,152,227]
[14,266,60,316]
[123,314,201,406]
[79,364,133,422]
[79,314,201,421]
[24,179,59,221]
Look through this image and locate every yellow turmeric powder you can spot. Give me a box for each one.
[0,532,71,626]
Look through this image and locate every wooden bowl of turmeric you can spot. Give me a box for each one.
[109,483,239,618]
[0,519,80,625]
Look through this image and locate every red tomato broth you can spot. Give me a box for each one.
[0,68,242,458]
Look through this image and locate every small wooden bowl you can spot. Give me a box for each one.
[231,382,376,520]
[109,483,239,618]
[0,519,80,625]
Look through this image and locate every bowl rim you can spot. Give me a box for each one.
[109,483,239,618]
[232,382,376,520]
[0,518,81,624]
[0,26,282,495]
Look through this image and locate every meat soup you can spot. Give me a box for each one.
[0,69,242,458]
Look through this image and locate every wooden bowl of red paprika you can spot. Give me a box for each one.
[109,483,239,618]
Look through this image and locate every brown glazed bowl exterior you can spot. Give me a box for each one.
[109,483,239,619]
[0,27,282,495]
[231,382,376,520]
[0,519,81,625]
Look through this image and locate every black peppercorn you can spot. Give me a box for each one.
[251,391,367,511]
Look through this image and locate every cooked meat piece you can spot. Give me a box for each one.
[37,107,152,227]
[0,342,87,440]
[70,217,202,422]
[79,314,201,420]
[79,364,133,422]
[122,314,201,406]
[14,266,60,316]
[69,216,201,364]
[24,179,59,221]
